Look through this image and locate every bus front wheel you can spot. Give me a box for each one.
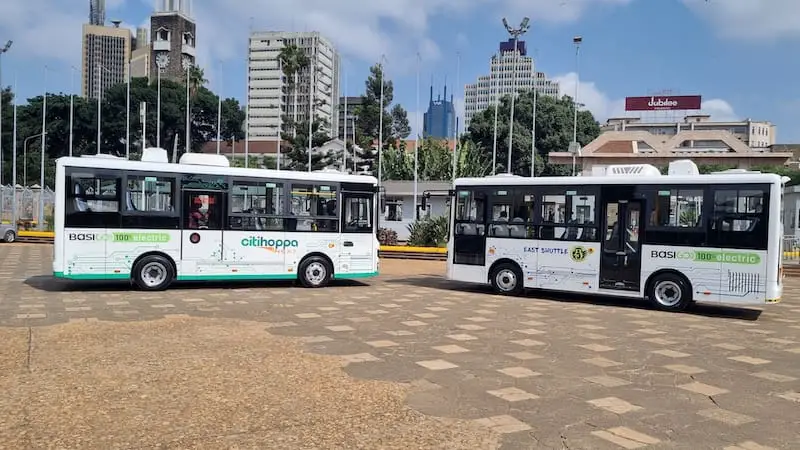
[298,256,332,288]
[132,255,175,291]
[490,263,524,296]
[647,273,691,312]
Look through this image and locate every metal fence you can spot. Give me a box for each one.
[0,185,55,231]
[783,235,800,263]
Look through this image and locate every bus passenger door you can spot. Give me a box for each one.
[181,191,224,276]
[599,199,643,291]
[339,191,376,275]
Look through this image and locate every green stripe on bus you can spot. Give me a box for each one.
[54,271,378,281]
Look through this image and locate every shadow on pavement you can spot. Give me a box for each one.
[24,275,369,293]
[385,275,763,322]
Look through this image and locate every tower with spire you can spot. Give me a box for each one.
[422,81,456,139]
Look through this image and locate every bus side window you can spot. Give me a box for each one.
[710,186,769,250]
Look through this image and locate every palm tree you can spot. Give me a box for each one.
[187,65,207,97]
[278,44,310,136]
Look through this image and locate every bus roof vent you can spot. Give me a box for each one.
[178,153,230,167]
[80,153,124,160]
[712,168,761,175]
[603,164,661,177]
[141,147,169,163]
[668,159,700,176]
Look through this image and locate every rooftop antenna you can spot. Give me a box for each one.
[111,19,121,28]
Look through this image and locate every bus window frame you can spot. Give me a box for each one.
[708,183,770,251]
[64,167,123,229]
[226,176,288,232]
[538,185,600,242]
[638,184,708,247]
[121,171,181,229]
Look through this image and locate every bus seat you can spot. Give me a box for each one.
[509,225,526,238]
[74,183,89,212]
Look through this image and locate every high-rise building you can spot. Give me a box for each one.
[81,20,132,98]
[89,0,105,25]
[248,31,340,143]
[130,27,150,79]
[423,85,456,139]
[149,0,196,82]
[464,39,560,128]
[338,96,362,142]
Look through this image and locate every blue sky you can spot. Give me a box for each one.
[2,0,799,141]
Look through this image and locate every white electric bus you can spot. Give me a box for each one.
[445,160,786,311]
[53,148,379,290]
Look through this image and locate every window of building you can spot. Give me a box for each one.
[710,185,769,250]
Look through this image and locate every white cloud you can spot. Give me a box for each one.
[501,0,634,24]
[683,0,800,40]
[552,72,625,121]
[553,72,740,123]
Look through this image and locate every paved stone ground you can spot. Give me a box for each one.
[2,244,800,449]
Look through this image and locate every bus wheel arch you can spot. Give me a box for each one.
[298,252,334,288]
[645,269,693,312]
[131,252,176,291]
[489,259,524,295]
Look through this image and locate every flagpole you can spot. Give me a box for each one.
[491,52,500,175]
[185,63,190,154]
[69,66,75,156]
[245,17,253,168]
[276,58,282,169]
[216,60,222,155]
[451,52,460,180]
[39,66,47,230]
[12,75,17,228]
[307,52,314,172]
[377,55,385,188]
[413,52,420,222]
[125,61,131,159]
[343,64,347,171]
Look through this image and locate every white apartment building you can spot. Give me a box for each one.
[464,40,560,128]
[248,31,340,142]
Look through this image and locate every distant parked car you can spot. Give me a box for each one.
[0,224,17,243]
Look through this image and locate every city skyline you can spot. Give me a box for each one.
[1,0,799,141]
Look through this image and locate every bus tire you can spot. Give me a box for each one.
[647,272,691,312]
[490,262,524,296]
[3,230,16,243]
[132,254,175,291]
[298,255,332,288]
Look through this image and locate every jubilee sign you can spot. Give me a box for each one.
[624,95,702,111]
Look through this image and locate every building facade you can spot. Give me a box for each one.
[423,85,456,139]
[130,27,150,79]
[602,115,776,149]
[248,31,340,143]
[81,22,132,98]
[338,95,362,142]
[149,0,196,82]
[464,39,560,128]
[549,115,790,174]
[89,0,105,25]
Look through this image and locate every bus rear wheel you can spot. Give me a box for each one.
[298,256,332,288]
[490,263,524,296]
[647,273,691,312]
[132,255,175,291]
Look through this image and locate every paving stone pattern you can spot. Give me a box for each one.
[2,244,800,449]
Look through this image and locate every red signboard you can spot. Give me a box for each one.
[624,95,702,111]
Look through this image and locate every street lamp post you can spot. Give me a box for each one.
[40,66,48,230]
[155,54,168,148]
[96,64,111,155]
[69,65,77,157]
[23,132,46,187]
[571,35,582,176]
[0,40,12,191]
[502,17,530,174]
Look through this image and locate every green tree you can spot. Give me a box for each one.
[282,118,331,171]
[278,44,311,136]
[382,138,458,181]
[455,139,492,178]
[352,62,411,174]
[3,68,245,187]
[466,92,601,176]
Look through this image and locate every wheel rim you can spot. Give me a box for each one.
[305,261,327,286]
[654,280,682,307]
[140,262,167,287]
[5,232,14,242]
[495,269,518,292]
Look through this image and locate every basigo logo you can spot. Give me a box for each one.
[647,97,678,107]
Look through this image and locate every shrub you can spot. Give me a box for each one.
[377,227,398,245]
[406,216,449,247]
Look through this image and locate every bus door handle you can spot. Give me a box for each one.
[343,241,354,247]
